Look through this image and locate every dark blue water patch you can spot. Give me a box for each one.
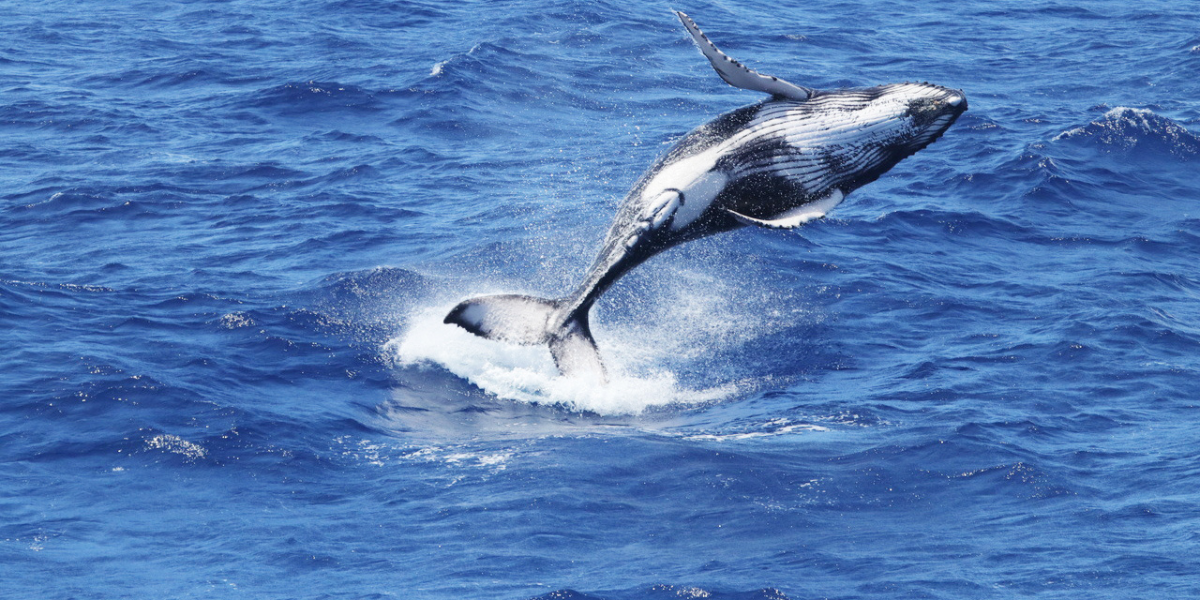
[530,586,795,600]
[326,0,450,23]
[0,99,136,135]
[128,61,256,91]
[244,81,385,115]
[311,129,387,144]
[0,54,53,68]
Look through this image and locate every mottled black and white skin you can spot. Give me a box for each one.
[446,12,967,381]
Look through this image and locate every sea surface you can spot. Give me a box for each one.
[4,1,1200,598]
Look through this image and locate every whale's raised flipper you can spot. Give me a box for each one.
[675,11,813,101]
[444,294,607,382]
[725,189,844,229]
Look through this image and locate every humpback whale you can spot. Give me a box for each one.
[445,12,967,381]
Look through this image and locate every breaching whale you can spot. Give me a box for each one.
[445,12,967,381]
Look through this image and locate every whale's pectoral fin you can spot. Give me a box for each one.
[643,189,682,230]
[725,189,844,229]
[675,11,813,101]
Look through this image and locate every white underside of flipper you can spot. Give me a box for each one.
[675,11,813,101]
[725,189,844,229]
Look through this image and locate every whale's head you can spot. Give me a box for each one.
[775,82,967,193]
[885,82,968,153]
[811,83,966,146]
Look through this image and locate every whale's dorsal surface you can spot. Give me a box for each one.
[675,11,814,101]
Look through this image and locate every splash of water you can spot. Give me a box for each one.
[385,305,738,416]
[383,242,823,416]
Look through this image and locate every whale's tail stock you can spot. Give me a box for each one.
[444,294,607,382]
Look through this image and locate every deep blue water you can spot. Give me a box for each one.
[4,0,1200,598]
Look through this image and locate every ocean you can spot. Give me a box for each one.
[3,0,1200,598]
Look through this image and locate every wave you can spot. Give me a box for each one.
[244,81,383,114]
[527,586,793,600]
[1053,107,1199,160]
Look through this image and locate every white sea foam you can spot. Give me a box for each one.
[385,305,736,415]
[681,419,831,442]
[381,262,817,415]
[332,437,519,479]
[144,434,208,460]
[382,247,823,417]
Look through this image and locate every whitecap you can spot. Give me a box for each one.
[1053,106,1200,158]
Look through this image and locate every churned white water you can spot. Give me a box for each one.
[381,264,815,415]
[386,304,738,415]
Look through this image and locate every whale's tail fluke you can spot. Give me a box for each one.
[444,294,607,382]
